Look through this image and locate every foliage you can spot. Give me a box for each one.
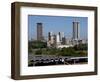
[74,43,88,51]
[28,41,88,56]
[60,47,75,56]
[28,40,47,50]
[35,49,42,55]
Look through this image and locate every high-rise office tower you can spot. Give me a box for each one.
[58,32,61,41]
[72,21,80,40]
[62,32,64,38]
[50,34,56,46]
[56,34,60,43]
[48,32,52,41]
[62,37,66,45]
[48,32,50,41]
[56,34,61,46]
[58,32,65,42]
[37,23,43,41]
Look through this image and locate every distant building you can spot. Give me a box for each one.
[48,32,53,41]
[58,32,62,41]
[48,32,51,41]
[47,33,57,47]
[72,21,80,45]
[72,21,80,40]
[47,32,65,47]
[35,21,87,48]
[82,39,88,44]
[37,23,43,41]
[51,34,56,45]
[65,38,72,45]
[62,32,64,38]
[56,34,61,45]
[57,45,73,48]
[62,37,66,45]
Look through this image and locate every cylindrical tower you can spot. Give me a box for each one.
[72,22,80,40]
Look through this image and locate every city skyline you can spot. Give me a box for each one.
[28,15,88,40]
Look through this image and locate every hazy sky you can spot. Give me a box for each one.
[28,15,88,40]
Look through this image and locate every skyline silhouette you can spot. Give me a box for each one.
[28,15,88,40]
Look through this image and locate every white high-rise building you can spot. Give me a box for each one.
[56,33,62,46]
[62,32,64,38]
[56,34,60,43]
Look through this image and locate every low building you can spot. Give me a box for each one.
[57,44,73,48]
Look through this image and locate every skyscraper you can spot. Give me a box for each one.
[37,23,43,41]
[62,37,66,45]
[58,32,61,41]
[72,21,80,40]
[48,32,52,41]
[62,32,64,38]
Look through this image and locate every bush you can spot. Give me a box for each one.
[28,40,47,49]
[35,49,42,55]
[74,44,87,51]
[59,47,75,56]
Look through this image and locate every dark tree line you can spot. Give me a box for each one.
[28,40,47,52]
[28,40,87,57]
[74,44,88,51]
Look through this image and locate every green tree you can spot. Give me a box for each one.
[74,43,87,51]
[28,40,47,50]
[59,47,75,56]
[35,49,42,55]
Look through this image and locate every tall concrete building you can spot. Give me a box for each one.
[37,23,43,41]
[62,37,66,45]
[72,21,80,40]
[48,32,53,41]
[58,32,65,42]
[48,32,51,41]
[58,32,62,41]
[62,32,64,38]
[56,34,60,43]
